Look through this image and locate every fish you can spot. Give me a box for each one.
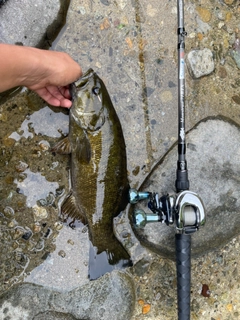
[53,68,132,279]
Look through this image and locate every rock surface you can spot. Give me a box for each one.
[0,271,135,320]
[0,0,8,5]
[187,48,215,78]
[130,117,240,258]
[0,0,70,48]
[232,38,240,69]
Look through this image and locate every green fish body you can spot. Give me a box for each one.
[53,69,132,279]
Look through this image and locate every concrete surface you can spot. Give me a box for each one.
[0,0,70,48]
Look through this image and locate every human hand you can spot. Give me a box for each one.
[32,85,73,108]
[25,49,82,108]
[0,44,82,108]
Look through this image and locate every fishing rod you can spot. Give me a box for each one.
[129,1,206,319]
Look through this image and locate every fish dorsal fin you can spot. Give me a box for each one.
[52,136,71,154]
[61,192,87,225]
[76,134,91,164]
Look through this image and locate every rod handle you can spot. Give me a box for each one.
[175,233,191,320]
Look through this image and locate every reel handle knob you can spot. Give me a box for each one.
[133,209,161,228]
[129,188,150,204]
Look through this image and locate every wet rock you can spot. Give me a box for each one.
[3,206,14,218]
[0,271,135,320]
[21,228,33,241]
[231,38,240,69]
[224,0,235,4]
[33,205,48,221]
[196,7,212,23]
[133,258,150,277]
[0,0,70,48]
[100,0,110,6]
[232,95,240,105]
[129,117,240,259]
[196,17,211,34]
[218,66,228,79]
[58,249,66,258]
[15,161,28,173]
[187,48,215,78]
[0,0,8,6]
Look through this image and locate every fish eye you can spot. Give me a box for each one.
[92,86,101,96]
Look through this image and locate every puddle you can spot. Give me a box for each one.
[9,106,69,141]
[24,224,89,291]
[0,92,70,292]
[14,168,59,208]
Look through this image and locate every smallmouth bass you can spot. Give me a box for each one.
[53,69,132,279]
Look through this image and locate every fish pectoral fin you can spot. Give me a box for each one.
[61,192,87,224]
[51,136,71,154]
[76,134,91,164]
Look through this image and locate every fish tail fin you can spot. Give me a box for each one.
[88,239,132,280]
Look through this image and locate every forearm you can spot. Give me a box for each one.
[0,44,81,93]
[0,44,40,92]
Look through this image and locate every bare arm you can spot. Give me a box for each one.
[0,44,82,108]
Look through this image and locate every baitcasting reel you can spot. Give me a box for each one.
[129,189,205,234]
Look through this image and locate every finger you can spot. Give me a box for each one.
[47,86,72,107]
[33,87,60,106]
[58,85,71,99]
[58,98,72,108]
[33,87,72,108]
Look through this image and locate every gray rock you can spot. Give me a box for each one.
[196,16,211,34]
[129,117,240,259]
[0,271,135,320]
[232,50,240,69]
[231,38,240,69]
[187,48,215,78]
[0,0,8,6]
[0,0,70,48]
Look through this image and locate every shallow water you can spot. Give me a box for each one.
[0,92,70,292]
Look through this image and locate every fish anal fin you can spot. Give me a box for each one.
[52,136,71,154]
[61,192,87,225]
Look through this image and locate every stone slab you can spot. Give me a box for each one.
[129,117,240,259]
[0,271,135,320]
[0,0,70,48]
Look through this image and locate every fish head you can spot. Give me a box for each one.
[70,69,105,132]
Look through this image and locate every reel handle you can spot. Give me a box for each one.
[129,188,151,204]
[133,209,161,228]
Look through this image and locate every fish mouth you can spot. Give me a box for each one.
[75,69,95,89]
[70,69,95,100]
